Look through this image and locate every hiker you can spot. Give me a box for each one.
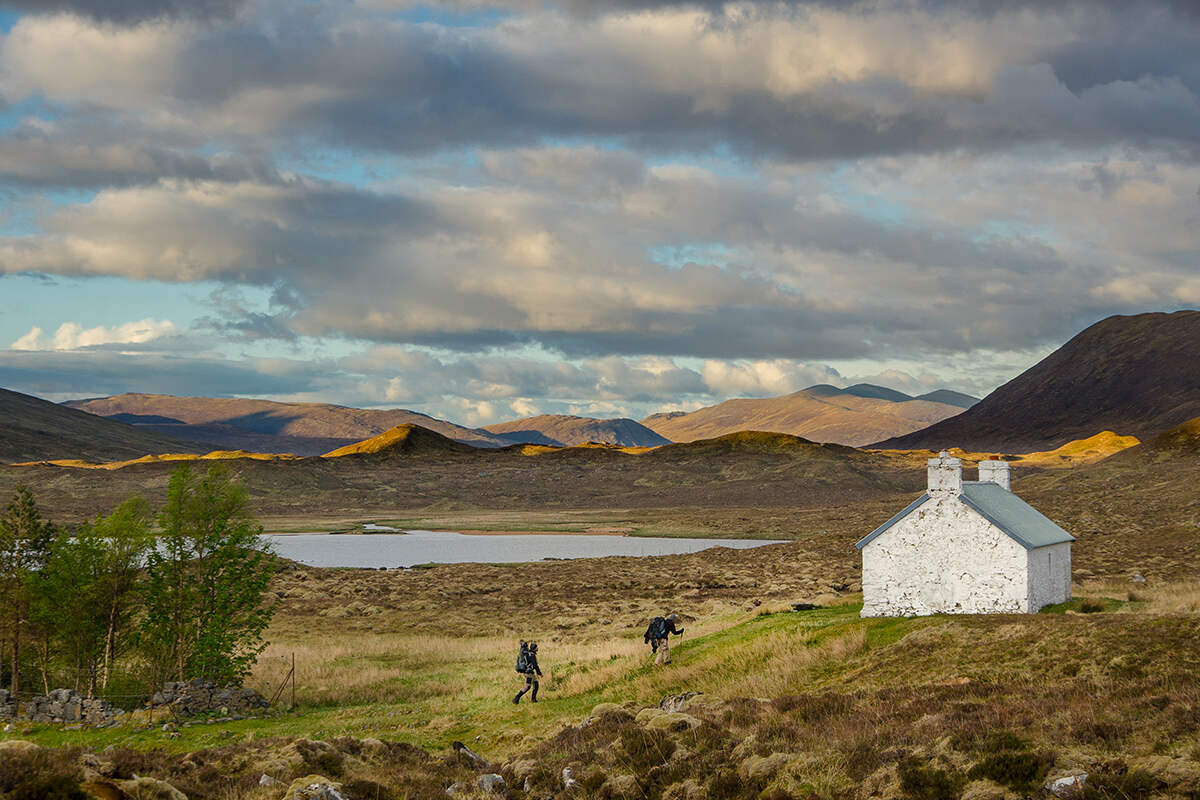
[513,640,542,704]
[644,613,685,665]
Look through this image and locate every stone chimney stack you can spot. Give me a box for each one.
[978,460,1012,491]
[927,450,962,495]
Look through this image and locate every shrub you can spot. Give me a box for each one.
[966,751,1052,791]
[0,749,86,800]
[618,726,676,774]
[1080,769,1158,800]
[342,778,396,800]
[898,759,961,800]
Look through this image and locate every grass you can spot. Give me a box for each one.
[6,573,1200,799]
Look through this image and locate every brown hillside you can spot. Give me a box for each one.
[874,310,1200,452]
[642,386,964,446]
[322,424,479,457]
[0,428,920,523]
[0,387,204,464]
[66,393,509,454]
[484,414,671,447]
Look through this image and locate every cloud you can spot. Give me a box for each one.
[10,318,178,350]
[1,0,245,23]
[3,2,1199,162]
[0,349,322,398]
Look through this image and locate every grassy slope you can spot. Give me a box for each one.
[9,580,1200,800]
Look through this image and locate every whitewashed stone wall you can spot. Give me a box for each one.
[1026,541,1072,612]
[861,495,1030,616]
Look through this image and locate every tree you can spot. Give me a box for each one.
[0,486,55,696]
[141,464,276,686]
[30,498,152,696]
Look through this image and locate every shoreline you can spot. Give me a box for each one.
[265,527,636,537]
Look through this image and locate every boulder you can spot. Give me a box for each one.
[1131,756,1200,794]
[477,774,506,794]
[738,753,791,782]
[1045,773,1088,797]
[645,712,701,733]
[658,692,702,713]
[117,777,189,800]
[286,776,347,800]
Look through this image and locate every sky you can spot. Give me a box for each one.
[0,0,1198,427]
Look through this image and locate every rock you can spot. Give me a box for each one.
[117,777,189,800]
[452,740,491,767]
[635,707,662,725]
[1131,573,1147,583]
[1045,773,1088,796]
[562,767,580,790]
[601,774,641,798]
[260,774,280,786]
[477,774,506,794]
[658,692,702,713]
[645,712,701,732]
[286,775,347,800]
[445,782,468,795]
[506,759,540,783]
[738,753,791,782]
[1131,756,1200,794]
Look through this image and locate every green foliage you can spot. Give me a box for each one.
[29,497,153,694]
[141,463,277,686]
[0,485,56,693]
[1080,769,1159,800]
[898,759,962,800]
[966,751,1052,791]
[618,725,676,773]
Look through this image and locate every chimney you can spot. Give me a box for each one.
[978,459,1012,491]
[927,450,962,495]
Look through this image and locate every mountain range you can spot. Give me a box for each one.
[641,384,976,447]
[874,310,1200,452]
[484,415,672,447]
[63,394,512,455]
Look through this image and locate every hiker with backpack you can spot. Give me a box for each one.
[644,613,685,665]
[513,640,542,704]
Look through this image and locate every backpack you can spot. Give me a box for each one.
[515,643,531,673]
[646,616,668,640]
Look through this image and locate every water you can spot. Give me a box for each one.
[264,529,785,568]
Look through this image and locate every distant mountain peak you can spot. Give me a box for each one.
[484,415,671,447]
[873,310,1200,451]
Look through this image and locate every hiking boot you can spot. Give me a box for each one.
[513,693,521,704]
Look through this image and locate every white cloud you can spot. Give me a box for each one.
[9,318,178,351]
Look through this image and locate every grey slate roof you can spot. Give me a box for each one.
[856,482,1074,551]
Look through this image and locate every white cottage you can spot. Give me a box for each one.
[856,451,1073,617]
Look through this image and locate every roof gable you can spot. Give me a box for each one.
[855,493,929,549]
[957,482,1075,550]
[856,483,1075,551]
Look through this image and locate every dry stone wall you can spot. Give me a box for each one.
[149,679,269,716]
[0,688,125,725]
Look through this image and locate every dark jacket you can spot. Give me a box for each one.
[523,652,542,677]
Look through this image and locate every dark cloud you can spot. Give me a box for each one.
[0,0,244,23]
